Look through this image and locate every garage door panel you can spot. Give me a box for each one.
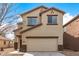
[27,38,58,51]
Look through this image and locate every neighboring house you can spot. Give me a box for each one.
[63,15,79,51]
[0,35,12,49]
[14,6,65,52]
[8,40,14,48]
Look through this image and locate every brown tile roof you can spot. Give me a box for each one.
[40,7,65,15]
[21,6,48,16]
[20,24,42,34]
[63,15,79,27]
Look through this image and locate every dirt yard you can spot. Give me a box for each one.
[0,48,24,56]
[63,49,79,56]
[0,48,15,56]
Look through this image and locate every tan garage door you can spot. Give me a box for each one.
[27,38,58,51]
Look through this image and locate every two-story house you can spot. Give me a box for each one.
[63,15,79,51]
[14,6,65,52]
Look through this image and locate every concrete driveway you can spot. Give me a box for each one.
[23,52,65,56]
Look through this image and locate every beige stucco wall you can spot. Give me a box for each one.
[0,40,4,48]
[0,40,10,48]
[41,9,63,45]
[65,18,79,37]
[22,9,63,45]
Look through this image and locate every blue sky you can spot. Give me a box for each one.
[13,3,79,16]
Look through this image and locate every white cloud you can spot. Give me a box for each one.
[17,15,23,22]
[63,13,74,25]
[5,32,15,40]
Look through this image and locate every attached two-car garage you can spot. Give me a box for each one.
[26,37,58,51]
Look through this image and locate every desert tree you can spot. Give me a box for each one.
[0,3,22,36]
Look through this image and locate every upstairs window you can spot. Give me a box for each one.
[27,17,37,26]
[48,15,57,25]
